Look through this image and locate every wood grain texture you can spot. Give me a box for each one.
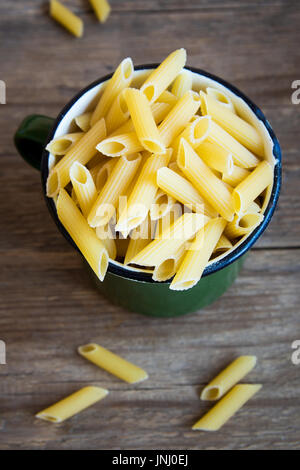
[0,0,299,450]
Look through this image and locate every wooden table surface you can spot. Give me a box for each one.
[0,0,299,450]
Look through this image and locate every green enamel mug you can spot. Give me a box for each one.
[14,65,281,317]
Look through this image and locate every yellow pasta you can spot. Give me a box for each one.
[193,384,262,431]
[154,202,183,239]
[140,48,186,103]
[91,58,134,125]
[78,343,148,383]
[157,90,178,106]
[177,139,235,222]
[96,223,117,260]
[57,189,109,281]
[152,243,186,282]
[96,132,143,157]
[172,70,193,98]
[222,165,250,187]
[158,91,201,147]
[232,160,273,214]
[46,132,83,156]
[206,86,235,113]
[105,89,130,134]
[196,141,234,175]
[75,112,92,132]
[94,158,117,191]
[124,88,165,154]
[156,166,217,217]
[70,162,97,217]
[170,217,226,291]
[150,189,176,221]
[213,234,233,253]
[172,115,211,153]
[116,151,171,236]
[124,216,153,265]
[89,0,111,23]
[131,213,207,267]
[36,386,108,423]
[47,118,106,197]
[201,356,257,401]
[225,211,263,239]
[200,91,264,156]
[88,153,142,227]
[50,0,83,38]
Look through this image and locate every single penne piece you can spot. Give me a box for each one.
[88,153,142,227]
[116,151,172,236]
[206,119,259,169]
[196,141,234,175]
[206,86,235,113]
[46,132,84,156]
[156,90,178,106]
[57,189,109,281]
[74,112,92,132]
[36,386,108,423]
[78,343,148,383]
[213,234,233,253]
[50,0,83,38]
[222,165,250,187]
[47,118,106,197]
[150,189,176,221]
[177,139,235,221]
[232,160,273,214]
[158,90,201,147]
[89,0,111,23]
[225,211,264,239]
[200,91,264,156]
[90,57,134,125]
[152,243,186,282]
[96,223,117,260]
[96,132,143,157]
[124,88,165,154]
[171,70,193,99]
[156,166,217,217]
[192,384,262,431]
[70,162,98,217]
[140,48,186,103]
[131,213,207,267]
[124,216,153,265]
[201,356,257,401]
[105,89,130,134]
[95,158,117,191]
[170,217,226,291]
[172,116,211,153]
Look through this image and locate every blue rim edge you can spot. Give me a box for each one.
[41,65,282,283]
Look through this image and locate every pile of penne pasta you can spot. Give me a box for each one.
[46,49,274,290]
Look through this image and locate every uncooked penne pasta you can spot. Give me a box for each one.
[95,158,117,191]
[47,118,106,197]
[177,139,235,221]
[152,243,186,282]
[213,234,233,253]
[222,165,250,187]
[96,223,117,260]
[89,0,111,23]
[232,160,273,214]
[46,132,84,156]
[150,189,176,221]
[158,91,201,147]
[70,162,97,217]
[50,0,83,38]
[172,70,193,99]
[88,153,142,227]
[193,384,261,431]
[57,189,109,281]
[156,166,216,217]
[91,58,134,125]
[206,86,235,113]
[131,213,207,267]
[201,356,257,401]
[154,202,183,239]
[75,112,92,132]
[124,88,165,154]
[36,386,108,423]
[124,216,153,265]
[156,90,178,106]
[196,141,234,175]
[116,151,171,236]
[78,343,148,383]
[225,211,264,239]
[170,217,226,291]
[172,116,211,153]
[96,132,143,157]
[105,89,130,134]
[140,48,186,103]
[200,91,264,156]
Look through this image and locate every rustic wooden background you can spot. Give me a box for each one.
[0,0,299,450]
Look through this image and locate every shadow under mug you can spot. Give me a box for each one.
[14,66,282,317]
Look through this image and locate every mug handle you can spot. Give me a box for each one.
[14,114,55,170]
